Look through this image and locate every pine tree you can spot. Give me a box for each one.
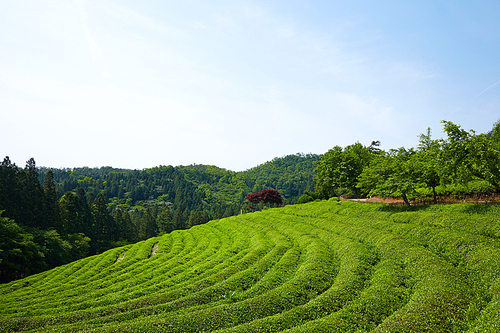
[91,192,115,253]
[172,207,183,230]
[0,157,19,222]
[122,210,138,242]
[157,206,174,233]
[59,192,78,235]
[76,188,94,235]
[114,209,137,242]
[43,170,61,230]
[18,158,45,228]
[187,211,198,228]
[140,208,157,240]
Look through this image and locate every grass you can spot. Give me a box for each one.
[1,200,500,332]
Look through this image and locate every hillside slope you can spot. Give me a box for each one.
[1,201,500,332]
[41,153,319,208]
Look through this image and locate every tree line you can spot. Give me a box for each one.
[0,159,89,282]
[310,120,500,206]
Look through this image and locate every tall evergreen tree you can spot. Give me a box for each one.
[91,192,116,254]
[0,157,19,221]
[59,192,77,235]
[157,206,174,233]
[43,170,61,230]
[113,209,137,243]
[172,207,184,230]
[122,210,138,243]
[24,158,45,228]
[139,208,157,240]
[76,187,94,234]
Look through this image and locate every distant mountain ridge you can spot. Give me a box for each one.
[38,152,320,211]
[34,153,320,241]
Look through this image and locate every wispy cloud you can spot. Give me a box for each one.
[448,78,500,117]
[477,78,500,96]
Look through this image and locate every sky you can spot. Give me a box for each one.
[1,0,500,171]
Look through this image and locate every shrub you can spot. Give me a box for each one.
[297,194,313,204]
[2,201,500,332]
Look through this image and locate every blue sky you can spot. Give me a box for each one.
[1,0,499,171]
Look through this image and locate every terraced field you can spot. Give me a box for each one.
[2,200,500,332]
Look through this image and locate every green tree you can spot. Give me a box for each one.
[157,206,174,233]
[31,228,72,269]
[76,188,94,235]
[43,170,61,230]
[0,213,45,282]
[65,233,91,261]
[187,210,210,227]
[297,192,314,204]
[416,127,442,203]
[0,157,19,222]
[314,142,375,198]
[23,158,46,228]
[441,120,500,191]
[357,148,420,206]
[139,208,158,240]
[172,207,184,230]
[113,209,138,243]
[91,192,116,254]
[59,192,79,235]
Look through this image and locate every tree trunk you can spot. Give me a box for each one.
[401,192,411,207]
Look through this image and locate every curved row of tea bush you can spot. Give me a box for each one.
[1,200,500,332]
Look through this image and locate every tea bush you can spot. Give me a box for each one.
[1,200,500,332]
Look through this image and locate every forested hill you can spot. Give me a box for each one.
[39,153,318,212]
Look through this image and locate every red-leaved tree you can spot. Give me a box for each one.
[245,189,282,210]
[260,189,283,205]
[245,192,262,204]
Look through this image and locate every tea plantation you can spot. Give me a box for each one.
[1,200,500,332]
